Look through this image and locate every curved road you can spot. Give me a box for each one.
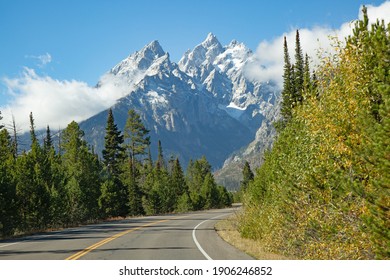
[0,207,253,260]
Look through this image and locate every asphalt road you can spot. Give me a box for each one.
[0,207,253,260]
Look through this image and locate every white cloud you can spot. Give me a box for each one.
[1,68,131,132]
[37,53,52,66]
[245,1,390,88]
[25,52,52,68]
[362,1,390,22]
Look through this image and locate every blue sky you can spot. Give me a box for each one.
[1,0,386,85]
[0,0,389,130]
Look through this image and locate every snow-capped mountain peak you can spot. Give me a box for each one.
[108,40,169,87]
[141,40,165,60]
[214,39,251,74]
[178,34,275,114]
[178,33,224,77]
[81,33,280,184]
[202,32,222,49]
[110,40,165,74]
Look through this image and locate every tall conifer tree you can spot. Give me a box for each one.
[15,113,51,230]
[294,30,304,105]
[156,140,165,169]
[124,109,150,164]
[0,128,16,236]
[61,121,100,222]
[240,161,254,191]
[11,116,18,158]
[303,53,311,94]
[43,125,53,154]
[281,36,293,122]
[124,158,144,216]
[102,108,124,176]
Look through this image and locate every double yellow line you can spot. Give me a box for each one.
[66,218,169,260]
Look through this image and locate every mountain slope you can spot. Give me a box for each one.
[214,98,281,189]
[80,34,280,175]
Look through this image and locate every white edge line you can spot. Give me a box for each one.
[0,242,19,248]
[192,220,213,260]
[0,228,78,249]
[192,213,230,260]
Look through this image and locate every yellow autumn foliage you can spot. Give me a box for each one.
[239,10,389,259]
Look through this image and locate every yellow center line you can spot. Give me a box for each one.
[65,212,207,260]
[65,218,169,260]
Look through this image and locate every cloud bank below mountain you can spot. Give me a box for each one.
[1,69,129,132]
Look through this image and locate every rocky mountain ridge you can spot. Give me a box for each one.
[79,33,280,188]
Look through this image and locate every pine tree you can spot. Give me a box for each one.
[14,113,51,231]
[29,112,37,144]
[145,141,172,214]
[46,143,67,227]
[15,151,35,231]
[83,147,102,220]
[41,125,60,227]
[201,173,219,209]
[240,161,254,191]
[171,158,187,197]
[186,156,215,210]
[281,36,294,122]
[0,128,12,159]
[127,176,144,216]
[99,178,127,218]
[352,11,390,258]
[303,53,311,94]
[102,108,124,176]
[186,159,202,210]
[139,159,156,214]
[11,116,18,158]
[366,91,390,258]
[156,140,165,169]
[294,30,304,105]
[43,125,53,154]
[29,113,51,229]
[280,32,308,125]
[99,109,128,218]
[0,128,17,237]
[146,144,153,169]
[123,109,150,166]
[120,109,150,216]
[61,121,100,223]
[152,162,171,213]
[171,158,190,212]
[122,158,143,216]
[176,192,192,212]
[216,185,232,208]
[138,147,154,198]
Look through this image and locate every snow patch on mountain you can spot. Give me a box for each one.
[145,90,168,105]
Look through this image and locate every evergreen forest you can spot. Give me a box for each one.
[0,108,232,238]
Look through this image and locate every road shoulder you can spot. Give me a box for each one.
[215,214,288,260]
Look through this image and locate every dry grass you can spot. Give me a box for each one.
[215,214,288,260]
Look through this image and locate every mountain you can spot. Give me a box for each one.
[214,98,281,189]
[178,33,278,131]
[80,33,280,182]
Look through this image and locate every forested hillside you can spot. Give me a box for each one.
[239,8,389,259]
[0,108,232,238]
